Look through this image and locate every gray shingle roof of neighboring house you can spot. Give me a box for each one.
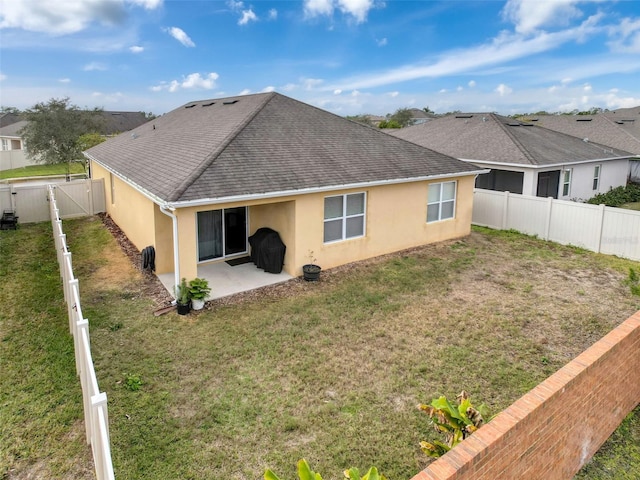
[98,111,149,135]
[84,92,483,204]
[0,112,23,128]
[519,109,640,156]
[388,113,635,166]
[0,120,29,137]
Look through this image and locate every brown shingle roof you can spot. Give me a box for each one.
[85,92,482,204]
[388,113,635,166]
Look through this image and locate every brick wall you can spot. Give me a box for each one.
[412,310,640,480]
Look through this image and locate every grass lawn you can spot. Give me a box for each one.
[0,162,85,179]
[620,202,640,211]
[1,218,639,479]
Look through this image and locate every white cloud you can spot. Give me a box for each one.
[165,26,195,47]
[152,72,219,92]
[83,61,107,71]
[388,91,399,97]
[501,0,586,35]
[303,0,375,23]
[495,83,513,96]
[304,0,334,19]
[238,9,258,25]
[439,89,447,93]
[303,78,324,90]
[262,86,276,93]
[59,78,71,83]
[351,90,361,97]
[334,89,342,95]
[561,77,572,84]
[583,83,592,92]
[0,72,6,81]
[376,37,387,47]
[326,16,603,92]
[0,0,161,35]
[268,9,278,20]
[238,88,252,95]
[468,80,476,88]
[456,86,463,92]
[607,17,640,53]
[129,45,144,53]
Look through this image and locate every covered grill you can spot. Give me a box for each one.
[248,228,286,274]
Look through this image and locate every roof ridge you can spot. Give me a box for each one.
[492,113,538,165]
[168,92,277,202]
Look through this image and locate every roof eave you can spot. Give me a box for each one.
[167,169,489,208]
[460,156,634,169]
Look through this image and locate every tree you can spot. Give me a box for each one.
[387,107,414,128]
[19,97,104,177]
[345,114,374,127]
[1,106,22,114]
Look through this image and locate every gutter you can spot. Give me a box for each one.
[458,156,634,170]
[159,204,180,301]
[165,169,489,209]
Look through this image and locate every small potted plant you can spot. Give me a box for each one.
[175,278,191,315]
[302,250,321,281]
[188,277,211,311]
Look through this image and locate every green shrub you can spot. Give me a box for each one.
[265,459,385,480]
[586,183,640,207]
[419,391,488,458]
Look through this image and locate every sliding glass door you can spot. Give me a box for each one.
[197,207,247,261]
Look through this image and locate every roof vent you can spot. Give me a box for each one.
[131,133,139,139]
[576,118,592,121]
[583,138,589,142]
[184,104,196,109]
[202,102,215,107]
[223,100,238,105]
[529,118,539,122]
[506,122,521,126]
[619,119,635,122]
[455,114,473,118]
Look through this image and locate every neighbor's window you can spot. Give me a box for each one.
[1,139,7,151]
[562,169,572,196]
[593,165,601,191]
[427,181,456,223]
[324,192,366,243]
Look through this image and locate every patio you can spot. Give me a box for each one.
[156,258,294,300]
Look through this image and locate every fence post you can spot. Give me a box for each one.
[68,278,79,335]
[502,191,510,230]
[77,320,92,445]
[544,196,553,241]
[595,204,606,254]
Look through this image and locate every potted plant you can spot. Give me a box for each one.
[188,277,211,311]
[302,250,321,281]
[175,278,191,315]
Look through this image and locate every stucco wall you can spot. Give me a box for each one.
[560,158,629,201]
[250,200,296,274]
[91,161,156,253]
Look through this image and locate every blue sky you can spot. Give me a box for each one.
[1,0,639,116]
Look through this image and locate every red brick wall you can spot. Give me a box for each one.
[412,310,640,480]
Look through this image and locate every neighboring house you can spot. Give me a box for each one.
[408,108,437,125]
[0,111,148,172]
[0,112,22,128]
[84,92,485,286]
[522,107,640,183]
[389,113,635,200]
[0,120,29,171]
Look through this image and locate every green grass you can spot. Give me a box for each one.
[620,202,640,211]
[1,219,639,479]
[0,162,85,179]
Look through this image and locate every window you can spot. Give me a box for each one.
[1,139,7,151]
[427,181,456,223]
[324,192,365,243]
[197,207,247,261]
[562,169,572,196]
[593,165,601,191]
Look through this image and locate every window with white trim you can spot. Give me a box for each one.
[593,165,601,191]
[562,169,572,196]
[1,139,8,151]
[324,192,366,243]
[427,181,456,223]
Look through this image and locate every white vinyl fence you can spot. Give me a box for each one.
[48,185,115,480]
[472,189,640,261]
[0,178,105,224]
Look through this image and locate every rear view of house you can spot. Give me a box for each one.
[84,92,484,296]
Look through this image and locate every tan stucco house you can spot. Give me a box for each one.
[84,92,485,294]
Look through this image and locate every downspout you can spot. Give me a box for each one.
[159,204,180,300]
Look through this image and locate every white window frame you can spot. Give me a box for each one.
[427,181,457,223]
[323,192,366,243]
[1,139,8,151]
[562,169,572,197]
[593,165,601,191]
